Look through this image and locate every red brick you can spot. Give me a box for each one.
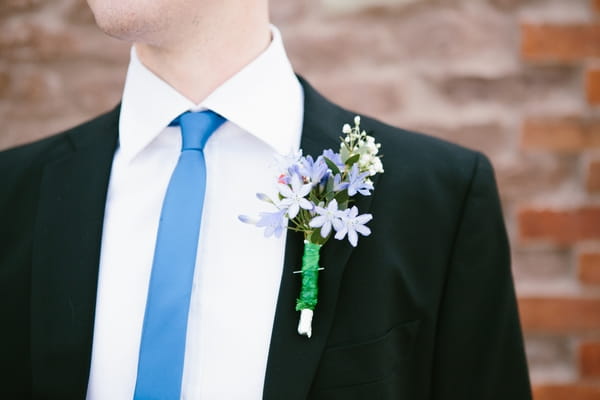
[0,0,41,16]
[579,253,600,285]
[579,342,600,378]
[533,384,600,400]
[595,0,600,13]
[0,22,78,62]
[587,160,600,192]
[518,297,600,333]
[65,0,96,25]
[587,69,600,105]
[0,69,9,98]
[521,117,600,152]
[521,23,600,62]
[519,207,600,244]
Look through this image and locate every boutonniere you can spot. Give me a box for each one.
[239,116,383,338]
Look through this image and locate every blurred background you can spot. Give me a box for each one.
[1,0,599,398]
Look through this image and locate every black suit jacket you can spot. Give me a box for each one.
[0,78,531,399]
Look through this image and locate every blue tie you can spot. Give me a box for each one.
[134,110,225,400]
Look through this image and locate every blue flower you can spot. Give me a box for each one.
[347,164,373,196]
[278,173,313,219]
[239,208,288,238]
[309,199,345,238]
[278,174,291,185]
[334,206,372,247]
[300,155,329,186]
[277,164,303,186]
[255,208,288,238]
[322,149,344,169]
[332,173,349,192]
[290,163,303,176]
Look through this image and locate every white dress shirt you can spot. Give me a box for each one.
[86,26,304,400]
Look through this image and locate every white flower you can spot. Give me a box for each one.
[309,199,345,238]
[278,174,313,219]
[354,115,361,126]
[334,206,373,247]
[342,123,351,134]
[370,157,384,175]
[348,133,383,176]
[365,136,379,153]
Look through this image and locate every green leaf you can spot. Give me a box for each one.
[323,157,341,175]
[345,153,360,166]
[309,229,329,245]
[309,189,321,205]
[325,175,334,194]
[334,190,349,204]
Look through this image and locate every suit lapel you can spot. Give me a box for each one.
[30,107,119,398]
[263,78,379,399]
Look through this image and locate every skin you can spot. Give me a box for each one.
[86,0,271,103]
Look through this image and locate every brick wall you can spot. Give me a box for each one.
[516,1,600,398]
[2,0,600,397]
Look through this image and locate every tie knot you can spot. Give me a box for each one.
[170,110,226,151]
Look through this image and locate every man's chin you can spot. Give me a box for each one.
[87,3,161,43]
[95,20,163,46]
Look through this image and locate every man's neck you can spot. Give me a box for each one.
[134,8,271,104]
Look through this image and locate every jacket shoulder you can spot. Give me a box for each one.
[364,116,482,182]
[0,106,120,177]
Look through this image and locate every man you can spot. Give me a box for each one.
[0,0,532,399]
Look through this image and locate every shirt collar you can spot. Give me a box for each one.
[118,25,303,162]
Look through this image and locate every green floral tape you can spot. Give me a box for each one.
[296,241,321,311]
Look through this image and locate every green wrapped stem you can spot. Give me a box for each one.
[295,241,322,311]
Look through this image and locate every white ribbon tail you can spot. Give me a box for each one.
[297,309,314,338]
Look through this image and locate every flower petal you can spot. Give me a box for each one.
[256,193,272,202]
[334,226,347,240]
[278,183,293,198]
[332,218,345,232]
[299,198,313,210]
[273,226,284,238]
[348,229,358,247]
[309,215,327,228]
[355,224,371,236]
[320,221,332,238]
[264,226,275,237]
[287,203,300,219]
[327,199,339,212]
[356,213,373,224]
[238,215,257,225]
[299,183,313,197]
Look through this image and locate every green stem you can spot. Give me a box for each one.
[295,241,321,311]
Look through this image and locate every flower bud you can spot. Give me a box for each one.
[256,193,272,203]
